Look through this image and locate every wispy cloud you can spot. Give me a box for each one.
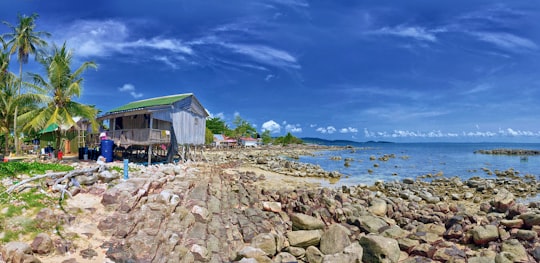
[59,20,192,58]
[118,83,143,99]
[370,25,438,42]
[471,32,537,50]
[221,43,300,69]
[55,19,301,71]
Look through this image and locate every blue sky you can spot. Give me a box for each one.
[2,0,540,142]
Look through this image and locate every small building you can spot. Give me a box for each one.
[239,137,258,147]
[90,93,208,163]
[213,134,237,148]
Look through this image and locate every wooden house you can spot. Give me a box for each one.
[89,93,208,162]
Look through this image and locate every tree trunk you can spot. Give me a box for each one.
[14,62,22,155]
[13,106,18,155]
[3,131,9,156]
[54,129,62,158]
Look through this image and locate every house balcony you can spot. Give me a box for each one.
[86,128,171,147]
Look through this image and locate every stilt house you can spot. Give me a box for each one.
[90,93,208,153]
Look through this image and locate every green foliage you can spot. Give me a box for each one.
[231,115,256,139]
[206,117,228,134]
[0,161,73,178]
[261,130,272,145]
[205,127,214,145]
[274,132,303,145]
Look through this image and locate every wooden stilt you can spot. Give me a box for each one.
[148,144,152,165]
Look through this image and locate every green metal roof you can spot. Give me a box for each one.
[39,123,59,134]
[107,93,192,114]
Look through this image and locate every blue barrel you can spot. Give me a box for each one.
[100,139,114,162]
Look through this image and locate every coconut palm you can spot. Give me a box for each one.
[3,13,50,155]
[0,73,43,155]
[20,43,98,156]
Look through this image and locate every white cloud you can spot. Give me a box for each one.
[310,124,317,128]
[472,32,537,50]
[317,126,336,134]
[372,25,438,42]
[221,43,300,69]
[118,84,143,98]
[340,127,358,133]
[285,124,302,133]
[59,20,193,58]
[364,128,540,139]
[262,120,281,134]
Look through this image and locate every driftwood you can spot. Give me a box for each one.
[4,166,103,195]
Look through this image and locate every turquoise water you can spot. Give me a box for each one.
[298,142,540,187]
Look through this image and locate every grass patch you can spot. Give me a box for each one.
[0,162,73,242]
[0,161,73,179]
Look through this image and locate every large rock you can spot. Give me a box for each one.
[491,189,515,213]
[368,198,387,216]
[273,252,297,262]
[305,246,324,263]
[31,233,53,255]
[251,233,276,257]
[471,225,499,245]
[287,230,322,248]
[319,224,351,255]
[291,213,325,230]
[359,235,400,263]
[1,241,40,263]
[351,215,389,234]
[500,239,528,262]
[518,213,540,228]
[322,243,363,263]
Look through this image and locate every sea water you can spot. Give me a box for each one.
[296,142,540,187]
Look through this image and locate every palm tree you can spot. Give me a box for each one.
[3,13,50,155]
[0,73,42,155]
[20,43,98,157]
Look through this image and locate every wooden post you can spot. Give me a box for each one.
[147,115,154,165]
[148,144,152,165]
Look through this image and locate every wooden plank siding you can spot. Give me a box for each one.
[89,93,208,147]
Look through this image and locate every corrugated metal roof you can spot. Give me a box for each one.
[107,93,192,114]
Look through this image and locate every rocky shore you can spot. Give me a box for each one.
[2,145,540,262]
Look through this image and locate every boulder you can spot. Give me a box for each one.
[351,215,389,234]
[251,233,276,257]
[319,224,351,255]
[518,213,540,228]
[291,213,325,230]
[31,233,53,255]
[471,225,499,245]
[237,246,267,259]
[500,239,528,262]
[97,170,119,183]
[273,252,297,263]
[368,198,387,216]
[287,230,322,248]
[305,246,324,263]
[491,189,515,213]
[359,234,400,263]
[1,241,39,263]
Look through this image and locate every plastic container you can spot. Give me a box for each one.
[101,139,114,162]
[58,150,63,160]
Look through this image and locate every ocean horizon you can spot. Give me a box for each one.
[296,141,540,188]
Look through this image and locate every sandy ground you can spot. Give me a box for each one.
[37,193,113,263]
[229,165,326,190]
